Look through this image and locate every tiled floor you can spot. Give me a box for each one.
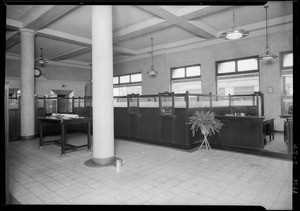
[8,133,293,209]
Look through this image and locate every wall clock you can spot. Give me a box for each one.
[34,68,42,77]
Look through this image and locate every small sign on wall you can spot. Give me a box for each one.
[267,87,273,94]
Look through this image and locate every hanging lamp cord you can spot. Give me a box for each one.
[40,48,44,59]
[151,38,153,66]
[264,6,269,50]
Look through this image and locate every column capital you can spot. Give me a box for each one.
[19,28,36,35]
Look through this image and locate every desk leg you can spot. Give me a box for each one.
[39,122,43,149]
[61,124,65,157]
[272,122,275,140]
[87,122,91,151]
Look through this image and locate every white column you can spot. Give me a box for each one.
[92,6,115,165]
[20,28,35,139]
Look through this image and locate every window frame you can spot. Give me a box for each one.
[170,64,201,93]
[215,56,260,95]
[113,72,142,86]
[216,55,260,77]
[113,72,142,96]
[170,64,201,81]
[280,50,293,115]
[280,50,293,70]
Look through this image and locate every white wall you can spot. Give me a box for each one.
[5,77,86,97]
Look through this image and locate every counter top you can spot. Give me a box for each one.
[280,115,293,119]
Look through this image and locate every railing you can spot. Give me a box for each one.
[9,91,264,117]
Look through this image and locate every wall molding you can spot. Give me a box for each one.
[5,53,91,70]
[5,76,87,85]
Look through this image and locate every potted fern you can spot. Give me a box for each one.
[186,110,224,150]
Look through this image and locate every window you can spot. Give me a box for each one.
[280,51,293,114]
[113,73,142,96]
[171,64,201,94]
[216,56,259,95]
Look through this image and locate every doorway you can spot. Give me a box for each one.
[50,90,74,113]
[263,132,292,159]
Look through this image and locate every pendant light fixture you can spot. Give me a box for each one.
[147,38,158,77]
[259,5,277,60]
[219,10,249,40]
[37,48,47,64]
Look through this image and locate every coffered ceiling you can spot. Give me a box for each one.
[5,2,293,67]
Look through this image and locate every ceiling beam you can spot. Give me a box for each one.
[6,33,20,50]
[37,28,91,46]
[38,29,138,59]
[21,5,78,30]
[49,46,92,61]
[5,6,78,51]
[138,6,215,39]
[113,6,231,43]
[187,20,218,37]
[113,46,138,55]
[180,6,234,20]
[113,21,170,43]
[6,18,23,30]
[6,31,18,40]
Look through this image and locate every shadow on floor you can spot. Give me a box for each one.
[9,193,20,204]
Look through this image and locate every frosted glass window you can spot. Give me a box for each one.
[283,75,293,96]
[172,68,185,78]
[113,77,119,84]
[131,73,142,82]
[281,52,293,115]
[217,74,259,95]
[217,61,235,74]
[186,66,201,77]
[120,75,130,84]
[283,53,293,67]
[113,85,142,96]
[237,58,258,72]
[172,78,201,94]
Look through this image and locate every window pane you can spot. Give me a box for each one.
[283,53,293,67]
[186,66,201,77]
[113,77,119,84]
[237,58,258,72]
[217,73,259,95]
[217,61,235,74]
[172,68,185,78]
[171,78,201,94]
[282,97,293,114]
[131,73,142,82]
[120,75,130,84]
[283,74,293,96]
[113,84,142,96]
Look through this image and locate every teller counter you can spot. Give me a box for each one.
[114,92,267,152]
[208,115,266,153]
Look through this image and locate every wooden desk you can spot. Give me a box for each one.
[280,115,293,153]
[263,118,275,144]
[37,117,91,156]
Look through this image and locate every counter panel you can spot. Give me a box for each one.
[139,108,160,141]
[159,116,173,144]
[209,116,263,150]
[173,108,190,146]
[9,109,20,141]
[114,107,128,137]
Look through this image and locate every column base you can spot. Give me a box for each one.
[84,157,122,167]
[20,135,35,140]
